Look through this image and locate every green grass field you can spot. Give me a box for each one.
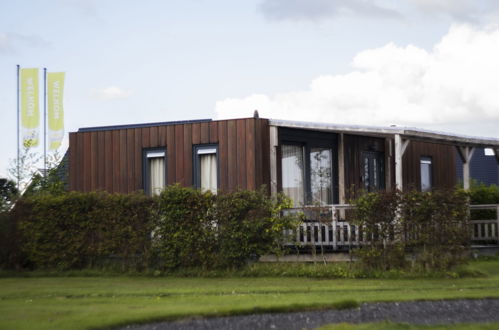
[1,260,499,330]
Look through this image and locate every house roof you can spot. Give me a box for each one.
[77,119,212,132]
[269,119,499,148]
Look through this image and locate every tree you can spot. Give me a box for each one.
[0,178,18,212]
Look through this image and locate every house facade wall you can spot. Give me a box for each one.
[402,140,457,191]
[68,118,270,193]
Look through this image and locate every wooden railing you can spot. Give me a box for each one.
[469,204,499,244]
[283,204,499,249]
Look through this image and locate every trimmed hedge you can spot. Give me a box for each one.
[1,186,296,271]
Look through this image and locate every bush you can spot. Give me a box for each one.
[11,192,155,270]
[2,186,297,271]
[351,189,470,272]
[211,189,295,268]
[153,185,296,270]
[468,181,499,220]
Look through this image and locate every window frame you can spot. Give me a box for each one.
[278,128,339,205]
[420,156,433,192]
[193,144,219,192]
[142,147,167,196]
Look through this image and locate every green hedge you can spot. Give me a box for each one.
[1,186,295,271]
[351,189,470,272]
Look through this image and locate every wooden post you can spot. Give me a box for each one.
[269,125,278,196]
[394,134,409,191]
[338,133,345,204]
[457,146,475,190]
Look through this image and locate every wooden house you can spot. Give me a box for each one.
[68,116,499,207]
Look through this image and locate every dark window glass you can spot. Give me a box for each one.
[361,151,385,192]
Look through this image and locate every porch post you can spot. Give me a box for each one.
[394,134,409,191]
[269,125,278,196]
[338,133,345,204]
[457,146,475,190]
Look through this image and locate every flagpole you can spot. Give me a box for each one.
[16,65,20,191]
[43,68,47,177]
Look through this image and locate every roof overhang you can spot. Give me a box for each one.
[269,119,499,149]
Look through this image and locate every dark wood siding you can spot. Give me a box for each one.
[343,134,386,198]
[402,140,456,191]
[68,118,271,193]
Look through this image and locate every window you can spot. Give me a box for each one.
[143,148,166,196]
[420,157,432,192]
[194,145,218,194]
[361,151,385,192]
[310,148,333,204]
[282,145,305,206]
[280,128,337,207]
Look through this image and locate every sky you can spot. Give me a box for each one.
[1,0,499,178]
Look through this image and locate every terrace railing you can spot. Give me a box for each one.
[469,204,499,245]
[283,204,499,250]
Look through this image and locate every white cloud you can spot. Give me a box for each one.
[215,24,499,138]
[90,86,133,100]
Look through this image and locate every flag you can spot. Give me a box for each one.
[47,72,65,150]
[20,68,40,147]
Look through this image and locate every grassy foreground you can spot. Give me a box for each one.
[1,260,499,330]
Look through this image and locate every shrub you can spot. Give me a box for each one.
[153,185,215,270]
[350,190,405,271]
[3,185,297,271]
[12,192,155,270]
[153,185,297,270]
[211,188,295,268]
[351,189,470,272]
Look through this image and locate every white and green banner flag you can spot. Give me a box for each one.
[47,72,65,150]
[20,68,40,147]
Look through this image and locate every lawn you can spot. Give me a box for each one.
[1,260,499,330]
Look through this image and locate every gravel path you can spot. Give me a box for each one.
[121,299,499,330]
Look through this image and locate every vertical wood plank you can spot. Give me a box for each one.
[227,120,237,191]
[97,131,106,190]
[69,133,77,191]
[158,126,167,146]
[209,121,218,143]
[167,125,176,184]
[120,130,127,194]
[192,123,201,145]
[142,128,150,148]
[127,129,135,193]
[175,125,185,185]
[260,120,271,193]
[254,119,262,189]
[200,122,209,144]
[245,119,255,190]
[104,131,113,192]
[183,124,193,186]
[134,128,142,191]
[83,133,91,192]
[77,133,84,192]
[112,130,120,193]
[90,132,98,191]
[236,119,247,189]
[150,126,159,148]
[218,120,228,192]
